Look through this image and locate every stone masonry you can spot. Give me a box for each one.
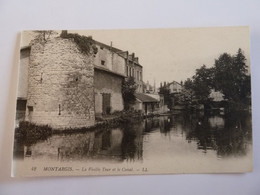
[25,37,95,129]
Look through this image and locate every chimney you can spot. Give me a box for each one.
[126,51,129,63]
[110,41,113,51]
[154,79,156,93]
[132,53,135,60]
[60,30,68,37]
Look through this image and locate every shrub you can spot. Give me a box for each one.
[16,121,52,145]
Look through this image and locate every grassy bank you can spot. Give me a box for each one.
[15,111,143,144]
[53,110,142,134]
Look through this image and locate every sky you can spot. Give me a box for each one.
[72,27,251,87]
[22,27,251,87]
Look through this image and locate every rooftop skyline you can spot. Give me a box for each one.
[22,27,251,87]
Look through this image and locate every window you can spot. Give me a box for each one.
[100,46,104,50]
[28,106,33,112]
[59,104,61,115]
[40,73,43,83]
[101,60,105,65]
[17,100,26,111]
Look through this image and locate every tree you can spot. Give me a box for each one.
[184,65,213,107]
[192,65,214,103]
[184,78,193,90]
[214,48,250,104]
[183,78,195,105]
[159,84,172,110]
[183,48,251,109]
[122,77,137,110]
[233,48,251,104]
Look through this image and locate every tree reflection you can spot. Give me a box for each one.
[159,116,172,135]
[144,117,159,132]
[13,111,252,162]
[121,121,143,161]
[213,111,252,157]
[184,111,252,157]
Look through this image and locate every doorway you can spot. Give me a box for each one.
[102,93,111,115]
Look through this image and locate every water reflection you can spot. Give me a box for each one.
[184,111,252,156]
[121,121,143,161]
[14,111,252,162]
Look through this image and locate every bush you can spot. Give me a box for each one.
[60,32,98,55]
[16,121,52,145]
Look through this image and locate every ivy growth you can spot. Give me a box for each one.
[60,31,98,55]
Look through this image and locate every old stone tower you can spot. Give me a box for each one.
[25,37,95,129]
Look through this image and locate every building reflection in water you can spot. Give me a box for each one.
[121,121,143,162]
[14,124,145,162]
[13,111,252,162]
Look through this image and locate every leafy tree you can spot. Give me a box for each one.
[183,79,195,105]
[184,78,193,90]
[122,77,137,110]
[159,85,172,110]
[184,65,213,107]
[214,48,250,104]
[184,48,251,108]
[192,65,214,103]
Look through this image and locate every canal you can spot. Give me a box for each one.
[13,111,252,173]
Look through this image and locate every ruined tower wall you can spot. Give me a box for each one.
[26,37,95,129]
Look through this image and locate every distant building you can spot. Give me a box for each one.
[158,81,184,110]
[209,89,224,102]
[168,81,182,94]
[143,80,157,94]
[145,93,168,114]
[133,93,158,115]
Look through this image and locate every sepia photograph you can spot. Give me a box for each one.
[12,27,252,177]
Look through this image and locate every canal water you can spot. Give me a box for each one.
[13,111,252,173]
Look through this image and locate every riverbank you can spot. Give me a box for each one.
[15,110,144,144]
[13,110,252,175]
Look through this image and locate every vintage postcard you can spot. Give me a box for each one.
[12,27,252,177]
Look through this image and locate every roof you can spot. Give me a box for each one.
[93,40,142,67]
[20,45,31,51]
[168,80,182,86]
[94,65,125,78]
[145,93,160,101]
[135,93,158,103]
[17,97,27,101]
[93,40,122,53]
